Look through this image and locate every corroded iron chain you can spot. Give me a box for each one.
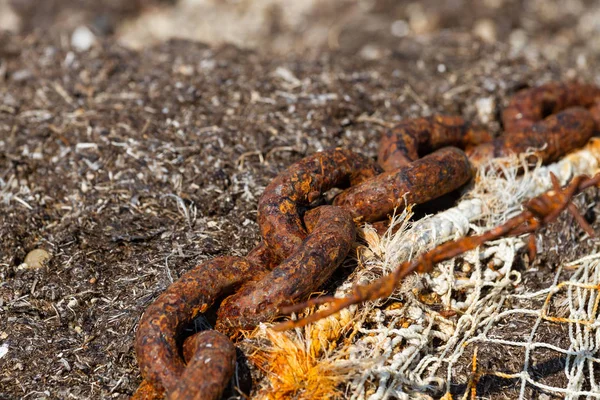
[133,82,600,400]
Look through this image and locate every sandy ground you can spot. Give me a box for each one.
[1,1,600,399]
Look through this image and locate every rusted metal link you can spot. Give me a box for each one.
[502,82,600,132]
[216,205,356,335]
[257,148,381,263]
[169,331,237,400]
[134,331,235,400]
[470,82,600,168]
[132,380,165,400]
[590,98,600,127]
[467,107,597,169]
[134,81,600,399]
[222,146,471,334]
[134,256,269,398]
[335,147,473,222]
[378,115,492,171]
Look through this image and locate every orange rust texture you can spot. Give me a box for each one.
[502,82,600,132]
[335,147,472,222]
[378,115,492,171]
[467,107,596,168]
[131,379,164,400]
[134,256,268,397]
[169,331,236,400]
[590,98,600,127]
[216,205,356,335]
[257,148,381,264]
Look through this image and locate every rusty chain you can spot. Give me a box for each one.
[132,82,600,400]
[276,171,600,330]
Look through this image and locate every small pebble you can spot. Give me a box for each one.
[71,26,96,52]
[359,44,383,60]
[23,249,51,269]
[390,20,410,38]
[0,343,8,360]
[11,69,32,82]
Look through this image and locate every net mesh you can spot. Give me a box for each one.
[242,139,600,400]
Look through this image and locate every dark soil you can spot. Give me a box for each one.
[1,1,600,399]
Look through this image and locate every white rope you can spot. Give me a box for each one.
[339,142,600,398]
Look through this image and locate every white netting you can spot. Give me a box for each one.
[243,139,600,400]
